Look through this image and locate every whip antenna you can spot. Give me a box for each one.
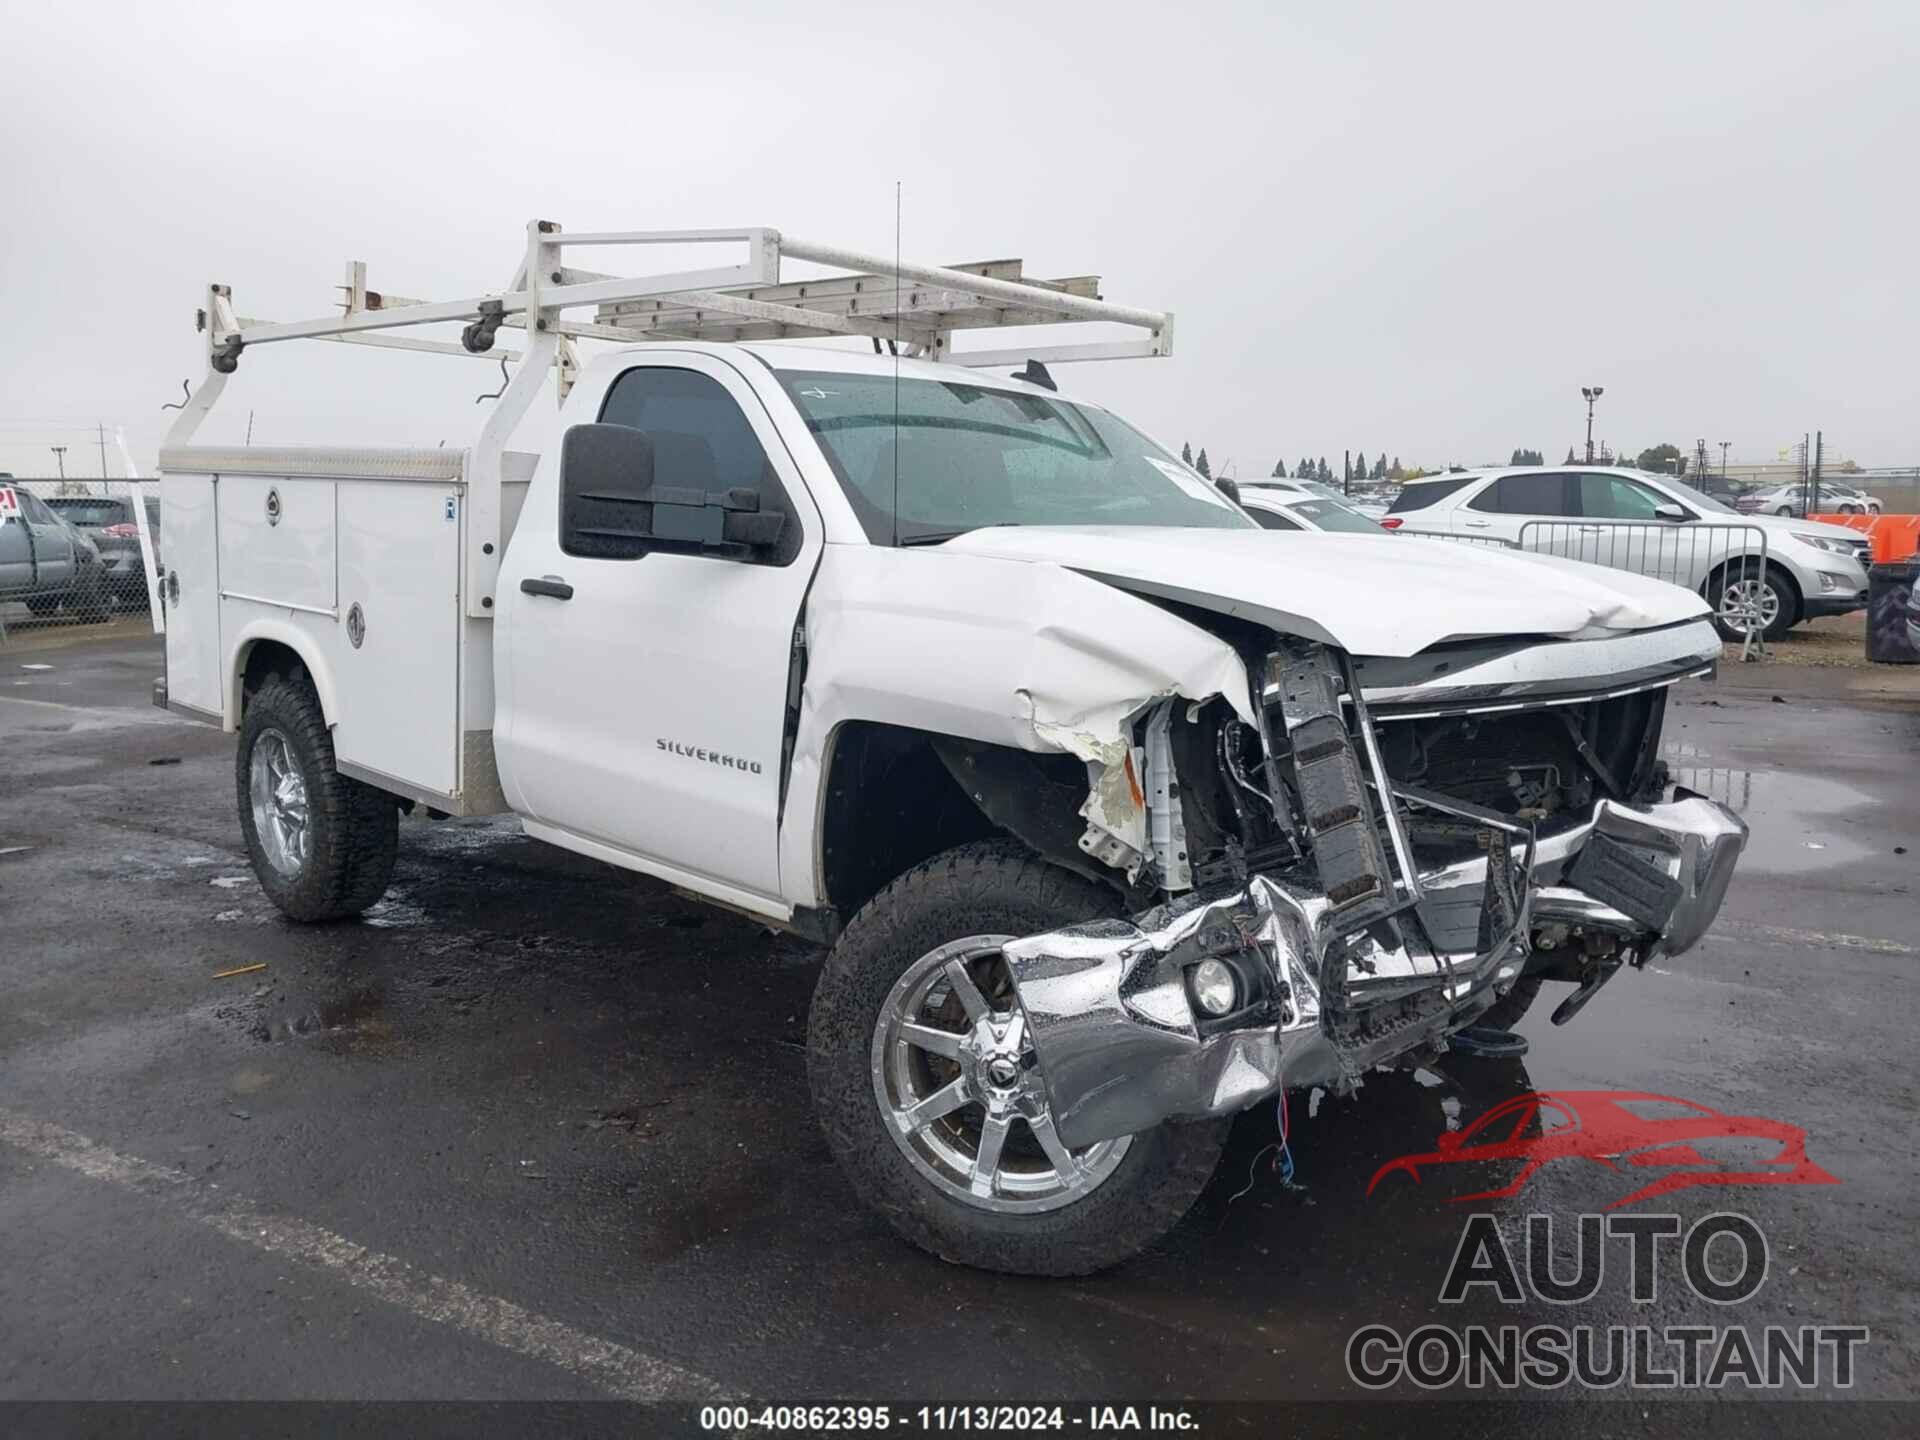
[891,180,902,549]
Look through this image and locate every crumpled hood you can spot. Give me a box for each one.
[937,526,1711,658]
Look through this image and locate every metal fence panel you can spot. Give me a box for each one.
[0,476,163,645]
[1515,519,1771,640]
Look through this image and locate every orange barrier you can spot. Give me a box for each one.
[1809,512,1920,562]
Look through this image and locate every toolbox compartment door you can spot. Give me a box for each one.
[330,480,461,797]
[160,473,223,717]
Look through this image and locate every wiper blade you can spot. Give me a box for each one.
[897,521,1022,548]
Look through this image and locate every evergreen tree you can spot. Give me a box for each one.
[1565,446,1578,464]
[1510,448,1544,466]
[1181,442,1193,465]
[1195,448,1212,478]
[1389,456,1404,480]
[1316,457,1332,483]
[1272,459,1287,477]
[1371,455,1387,480]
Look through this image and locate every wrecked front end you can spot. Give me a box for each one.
[1003,621,1748,1149]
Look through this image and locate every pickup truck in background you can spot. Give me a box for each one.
[154,225,1749,1275]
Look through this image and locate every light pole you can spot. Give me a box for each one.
[1581,387,1604,463]
[50,446,67,480]
[1719,441,1730,478]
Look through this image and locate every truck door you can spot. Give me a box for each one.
[495,354,821,907]
[0,487,31,596]
[18,491,78,594]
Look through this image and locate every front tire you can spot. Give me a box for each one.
[237,672,398,921]
[1710,561,1799,643]
[808,842,1230,1276]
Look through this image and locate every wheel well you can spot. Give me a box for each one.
[238,640,311,717]
[817,722,1115,923]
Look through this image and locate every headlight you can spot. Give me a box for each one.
[1190,958,1239,1017]
[1790,532,1855,555]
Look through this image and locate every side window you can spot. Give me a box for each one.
[1469,472,1573,516]
[20,491,57,525]
[1250,507,1303,531]
[1578,474,1681,521]
[591,366,801,566]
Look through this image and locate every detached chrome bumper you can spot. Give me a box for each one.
[1004,794,1747,1147]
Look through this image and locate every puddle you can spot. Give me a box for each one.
[262,985,392,1047]
[1662,742,1878,873]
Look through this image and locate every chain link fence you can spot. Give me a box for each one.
[0,477,162,644]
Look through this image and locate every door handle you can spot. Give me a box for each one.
[1575,525,1603,533]
[1462,520,1492,529]
[519,576,574,600]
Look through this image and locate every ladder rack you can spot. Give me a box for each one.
[165,220,1176,621]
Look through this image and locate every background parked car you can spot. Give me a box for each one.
[1236,485,1393,534]
[0,485,111,621]
[1735,482,1882,517]
[44,495,160,608]
[1239,476,1390,519]
[1383,465,1871,641]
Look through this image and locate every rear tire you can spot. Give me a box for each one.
[808,841,1231,1276]
[237,672,398,921]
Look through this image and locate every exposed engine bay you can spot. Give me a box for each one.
[996,632,1748,1149]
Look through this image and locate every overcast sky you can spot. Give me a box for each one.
[3,0,1916,480]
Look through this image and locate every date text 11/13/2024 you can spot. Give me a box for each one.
[698,1405,1200,1432]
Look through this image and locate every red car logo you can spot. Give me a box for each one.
[1367,1090,1838,1209]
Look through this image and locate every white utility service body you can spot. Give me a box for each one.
[155,223,1751,1276]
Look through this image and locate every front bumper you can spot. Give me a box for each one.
[1004,793,1747,1147]
[1802,590,1868,619]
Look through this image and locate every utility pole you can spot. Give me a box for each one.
[1810,430,1823,516]
[1581,386,1605,463]
[1343,450,1351,497]
[1719,441,1730,478]
[96,423,109,479]
[50,445,67,480]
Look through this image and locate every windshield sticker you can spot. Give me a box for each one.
[1146,457,1236,511]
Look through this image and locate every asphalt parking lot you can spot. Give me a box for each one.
[3,630,1916,1422]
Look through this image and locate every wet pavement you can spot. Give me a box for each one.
[2,632,1916,1420]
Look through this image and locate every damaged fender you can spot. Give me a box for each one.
[780,545,1257,905]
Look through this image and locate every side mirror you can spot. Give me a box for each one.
[1653,503,1688,522]
[559,423,786,560]
[1216,478,1242,505]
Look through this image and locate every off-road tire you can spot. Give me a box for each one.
[808,841,1231,1276]
[237,672,398,922]
[1477,974,1543,1031]
[1709,560,1799,643]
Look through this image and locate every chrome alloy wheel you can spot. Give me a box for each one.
[249,727,311,877]
[1717,576,1781,634]
[871,936,1132,1214]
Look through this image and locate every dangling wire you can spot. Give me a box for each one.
[475,357,511,404]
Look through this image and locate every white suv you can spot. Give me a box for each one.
[1383,466,1871,641]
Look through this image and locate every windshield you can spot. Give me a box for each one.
[1287,498,1386,533]
[1298,480,1351,502]
[777,370,1253,544]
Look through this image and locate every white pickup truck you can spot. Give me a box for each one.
[156,225,1748,1275]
